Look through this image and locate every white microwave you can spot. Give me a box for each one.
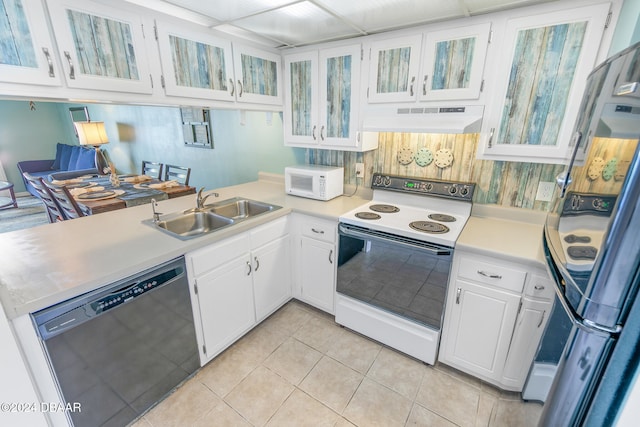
[285,165,344,201]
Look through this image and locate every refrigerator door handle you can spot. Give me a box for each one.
[556,131,583,198]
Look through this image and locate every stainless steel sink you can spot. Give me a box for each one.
[208,197,277,219]
[145,197,281,239]
[154,211,234,239]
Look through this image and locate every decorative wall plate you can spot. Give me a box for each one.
[397,147,414,165]
[615,160,630,181]
[587,157,605,181]
[415,148,434,167]
[434,148,454,168]
[602,158,617,181]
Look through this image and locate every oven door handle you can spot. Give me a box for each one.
[338,223,453,256]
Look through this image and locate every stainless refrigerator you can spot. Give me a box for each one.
[539,41,640,426]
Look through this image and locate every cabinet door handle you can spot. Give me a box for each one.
[409,76,415,97]
[254,256,260,272]
[456,287,461,304]
[320,125,325,141]
[478,270,502,279]
[246,260,252,275]
[422,75,428,95]
[329,249,333,264]
[487,127,495,148]
[312,125,317,140]
[229,78,235,96]
[538,310,546,328]
[311,228,324,234]
[64,51,75,80]
[237,80,243,97]
[42,48,55,78]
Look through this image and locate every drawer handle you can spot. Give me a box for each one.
[534,285,545,291]
[42,47,54,77]
[329,249,333,264]
[246,261,252,276]
[456,287,461,304]
[538,310,546,328]
[478,270,502,279]
[64,51,75,80]
[311,228,324,234]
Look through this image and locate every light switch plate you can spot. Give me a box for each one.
[536,181,555,202]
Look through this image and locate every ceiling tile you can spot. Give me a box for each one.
[166,0,294,22]
[318,0,464,32]
[232,1,362,46]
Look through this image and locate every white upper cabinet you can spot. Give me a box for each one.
[366,23,491,103]
[284,44,377,151]
[155,21,235,101]
[232,44,282,106]
[479,3,612,163]
[0,0,61,86]
[367,34,422,103]
[45,0,153,94]
[420,23,491,101]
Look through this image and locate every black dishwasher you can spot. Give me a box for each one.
[32,257,199,427]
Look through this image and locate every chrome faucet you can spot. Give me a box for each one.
[151,199,162,223]
[196,187,219,210]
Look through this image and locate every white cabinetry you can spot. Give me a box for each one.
[45,0,153,94]
[186,216,292,365]
[366,23,491,103]
[232,43,282,106]
[284,44,377,151]
[292,214,337,314]
[0,0,61,86]
[440,251,554,391]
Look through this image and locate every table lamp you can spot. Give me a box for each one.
[74,121,110,174]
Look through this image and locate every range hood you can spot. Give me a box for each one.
[362,105,484,134]
[595,103,640,139]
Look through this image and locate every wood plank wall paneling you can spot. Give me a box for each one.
[290,60,313,137]
[240,54,278,96]
[432,37,475,90]
[0,0,37,67]
[376,47,410,93]
[308,132,581,211]
[326,54,352,139]
[169,35,228,90]
[498,21,586,146]
[67,10,139,79]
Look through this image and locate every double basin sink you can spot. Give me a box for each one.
[149,197,281,240]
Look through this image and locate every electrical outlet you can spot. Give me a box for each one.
[536,181,555,202]
[355,163,365,178]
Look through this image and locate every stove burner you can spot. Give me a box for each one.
[355,212,381,220]
[429,213,456,223]
[409,221,450,234]
[369,204,400,213]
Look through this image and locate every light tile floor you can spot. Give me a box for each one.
[132,301,542,427]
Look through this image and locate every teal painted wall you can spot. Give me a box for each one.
[609,0,640,55]
[3,100,305,193]
[0,101,74,191]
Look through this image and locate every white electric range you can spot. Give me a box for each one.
[336,173,475,364]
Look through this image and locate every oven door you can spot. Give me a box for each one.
[337,223,453,331]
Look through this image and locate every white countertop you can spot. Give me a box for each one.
[0,173,368,319]
[457,204,548,269]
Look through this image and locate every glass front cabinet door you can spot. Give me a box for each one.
[284,51,319,145]
[156,21,235,101]
[0,0,61,86]
[45,0,153,94]
[232,44,282,106]
[420,23,491,101]
[479,3,612,163]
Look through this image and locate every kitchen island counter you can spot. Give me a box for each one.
[0,173,368,319]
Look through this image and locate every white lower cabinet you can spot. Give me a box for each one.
[292,214,337,314]
[186,216,292,365]
[439,251,554,391]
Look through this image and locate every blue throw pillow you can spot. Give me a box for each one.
[51,143,64,170]
[58,144,73,171]
[67,146,81,171]
[75,147,96,170]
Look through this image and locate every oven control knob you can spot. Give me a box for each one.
[424,183,433,192]
[383,176,391,186]
[374,175,383,186]
[460,187,469,197]
[449,186,457,195]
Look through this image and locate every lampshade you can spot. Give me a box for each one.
[74,121,109,146]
